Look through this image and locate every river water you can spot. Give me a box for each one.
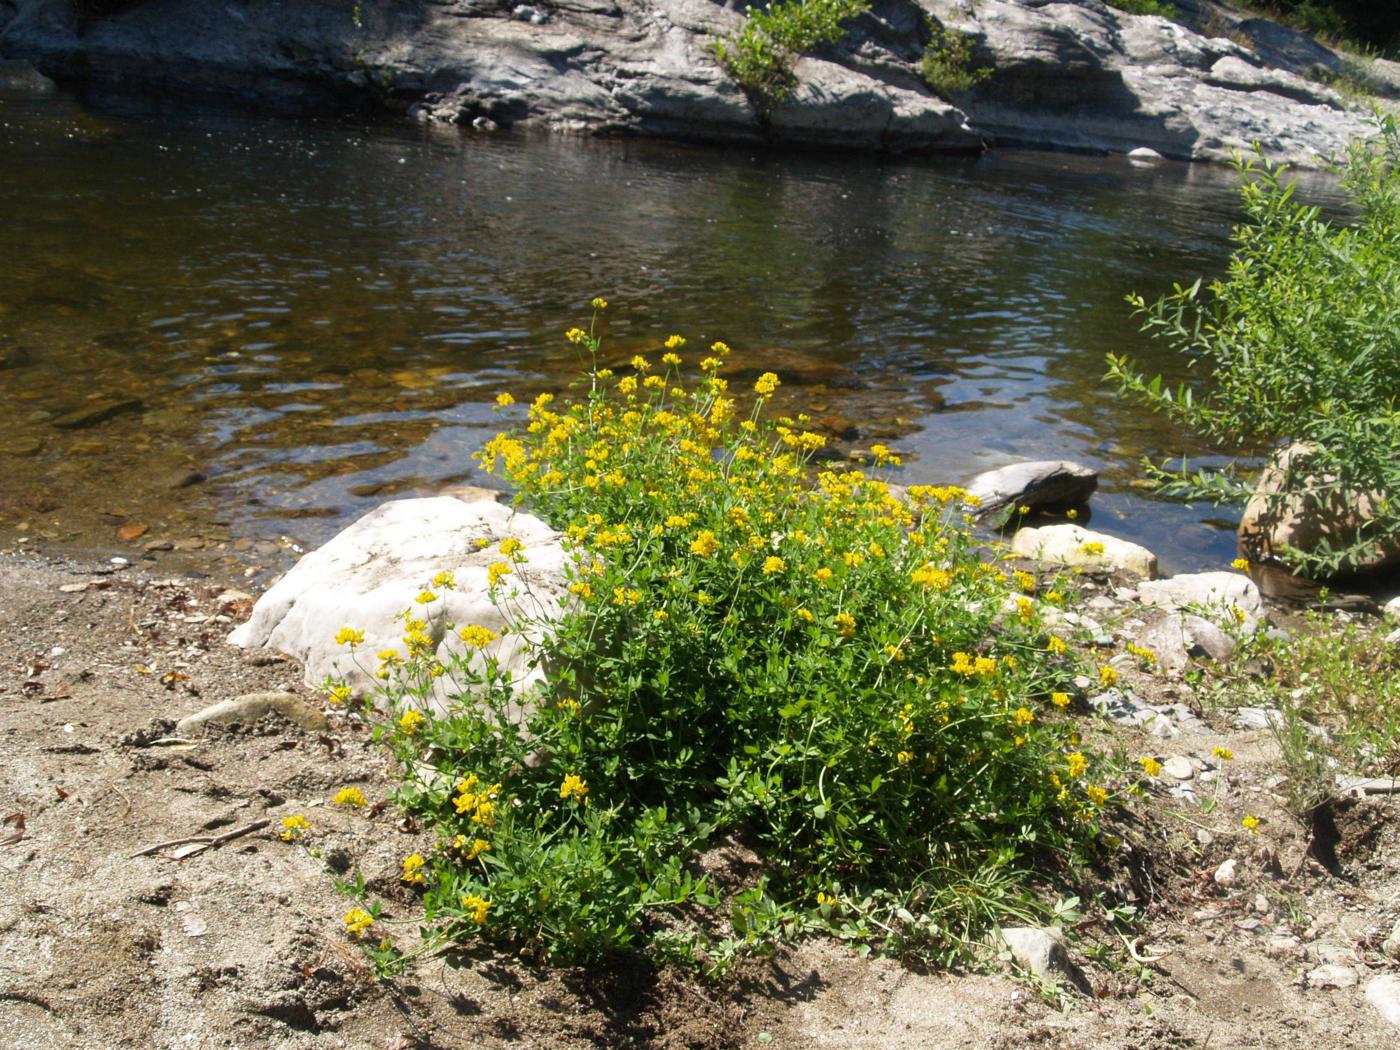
[0,91,1332,579]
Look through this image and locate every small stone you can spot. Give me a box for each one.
[1233,706,1281,731]
[110,557,129,567]
[51,397,143,430]
[1011,524,1158,578]
[58,582,88,593]
[1162,756,1194,780]
[145,539,175,551]
[1383,919,1400,961]
[1383,595,1400,620]
[472,115,500,131]
[1254,894,1270,914]
[997,927,1087,990]
[1307,963,1359,989]
[1214,858,1239,886]
[1128,146,1165,161]
[1314,944,1359,966]
[1367,974,1400,1029]
[175,692,330,734]
[1,436,42,456]
[1265,935,1301,959]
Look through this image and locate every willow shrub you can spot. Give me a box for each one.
[359,305,1103,969]
[1107,116,1400,576]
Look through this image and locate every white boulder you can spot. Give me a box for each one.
[1011,524,1158,578]
[228,495,569,711]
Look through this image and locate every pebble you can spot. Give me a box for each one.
[1307,963,1359,989]
[110,557,129,567]
[58,582,88,593]
[1162,755,1194,780]
[1214,858,1239,886]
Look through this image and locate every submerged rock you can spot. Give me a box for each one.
[1011,523,1158,578]
[964,459,1097,518]
[228,494,569,710]
[0,58,55,96]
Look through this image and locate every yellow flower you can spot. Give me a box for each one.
[343,907,375,939]
[461,836,492,860]
[327,683,352,705]
[487,561,512,588]
[334,626,364,647]
[1231,557,1250,571]
[401,853,427,884]
[495,392,515,407]
[1065,752,1088,778]
[1012,707,1035,727]
[1212,746,1234,761]
[689,530,720,557]
[1085,784,1108,806]
[1047,636,1067,655]
[1080,540,1106,556]
[415,589,438,605]
[461,893,491,925]
[795,607,815,624]
[897,750,913,764]
[612,587,641,606]
[664,334,685,349]
[1098,664,1118,687]
[833,612,856,639]
[333,786,368,808]
[1066,508,1078,519]
[762,556,786,575]
[458,624,500,648]
[814,566,834,586]
[591,297,607,310]
[398,709,425,734]
[279,814,310,842]
[754,372,780,396]
[661,352,682,367]
[432,570,456,589]
[652,609,669,622]
[1051,691,1070,709]
[1242,814,1260,831]
[565,327,587,344]
[560,773,589,802]
[1139,756,1162,777]
[631,354,651,373]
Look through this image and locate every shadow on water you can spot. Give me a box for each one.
[0,91,1347,578]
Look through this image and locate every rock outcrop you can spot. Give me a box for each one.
[1011,522,1158,577]
[0,0,1381,164]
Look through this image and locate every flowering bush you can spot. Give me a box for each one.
[358,303,1104,968]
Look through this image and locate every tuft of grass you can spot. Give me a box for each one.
[1104,0,1177,17]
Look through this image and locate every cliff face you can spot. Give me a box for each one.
[0,0,1386,164]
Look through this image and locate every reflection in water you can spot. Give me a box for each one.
[0,93,1344,576]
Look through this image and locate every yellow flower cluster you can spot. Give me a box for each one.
[560,773,589,802]
[453,774,500,827]
[343,908,375,939]
[402,853,427,884]
[333,786,368,808]
[334,626,364,647]
[950,652,997,677]
[458,624,499,649]
[280,814,310,842]
[461,893,491,925]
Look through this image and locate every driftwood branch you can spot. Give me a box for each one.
[130,818,271,859]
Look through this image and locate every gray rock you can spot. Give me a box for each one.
[997,926,1089,991]
[1233,706,1282,731]
[964,459,1097,517]
[0,0,1375,165]
[0,58,55,96]
[1182,614,1236,661]
[176,692,329,734]
[1138,572,1262,632]
[1213,858,1238,886]
[1367,975,1400,1029]
[1127,146,1164,162]
[1384,596,1400,619]
[227,494,569,711]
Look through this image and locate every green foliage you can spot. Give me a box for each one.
[348,306,1109,968]
[1246,1,1400,55]
[920,23,993,100]
[1104,0,1177,17]
[712,0,870,105]
[1106,116,1400,575]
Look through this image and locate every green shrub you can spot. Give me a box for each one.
[712,0,870,105]
[343,304,1109,969]
[1104,0,1177,16]
[920,23,992,100]
[1106,116,1400,576]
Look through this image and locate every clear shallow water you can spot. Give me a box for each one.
[0,92,1338,577]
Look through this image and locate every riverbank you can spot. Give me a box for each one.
[0,0,1394,165]
[3,546,1397,1047]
